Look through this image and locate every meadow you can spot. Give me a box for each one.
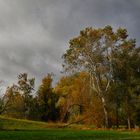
[0,130,140,140]
[0,116,140,140]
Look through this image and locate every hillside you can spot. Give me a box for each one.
[0,116,89,130]
[0,116,58,130]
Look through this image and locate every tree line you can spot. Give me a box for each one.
[0,26,140,129]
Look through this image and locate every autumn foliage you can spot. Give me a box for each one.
[0,26,140,129]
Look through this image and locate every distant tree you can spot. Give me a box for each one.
[0,92,11,115]
[0,73,35,119]
[36,74,59,121]
[17,73,35,118]
[2,86,25,118]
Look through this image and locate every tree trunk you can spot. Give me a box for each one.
[101,97,109,128]
[116,107,119,128]
[127,117,131,130]
[116,99,119,128]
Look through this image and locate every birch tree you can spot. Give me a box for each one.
[62,26,133,128]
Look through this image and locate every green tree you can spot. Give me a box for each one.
[37,74,59,121]
[10,73,35,118]
[0,89,12,115]
[112,43,140,129]
[17,73,35,118]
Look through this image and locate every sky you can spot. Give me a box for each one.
[0,0,140,92]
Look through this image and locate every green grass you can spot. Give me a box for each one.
[0,116,47,130]
[0,116,140,140]
[0,130,140,140]
[0,116,62,130]
[0,116,93,130]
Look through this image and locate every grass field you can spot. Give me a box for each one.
[0,116,140,140]
[0,130,140,140]
[0,116,54,130]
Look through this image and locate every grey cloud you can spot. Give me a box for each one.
[0,0,140,93]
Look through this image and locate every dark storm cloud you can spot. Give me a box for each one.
[0,0,140,92]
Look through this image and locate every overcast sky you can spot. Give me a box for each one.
[0,0,140,92]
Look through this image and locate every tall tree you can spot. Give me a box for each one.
[62,26,135,128]
[15,73,35,118]
[113,43,140,129]
[37,74,59,121]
